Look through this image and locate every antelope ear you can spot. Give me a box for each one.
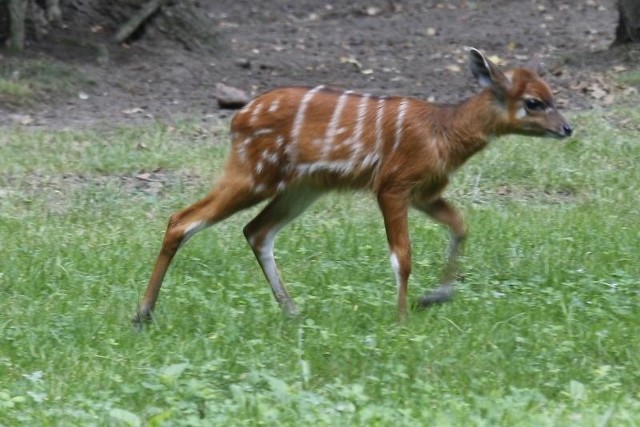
[468,48,511,94]
[525,54,544,76]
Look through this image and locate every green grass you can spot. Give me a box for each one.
[0,58,87,107]
[617,69,640,89]
[1,110,639,426]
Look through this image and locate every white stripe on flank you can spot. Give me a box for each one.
[253,128,274,136]
[291,86,325,146]
[296,160,358,177]
[374,97,386,154]
[392,99,409,152]
[350,94,371,160]
[321,90,352,158]
[360,151,380,170]
[354,94,371,140]
[361,96,386,173]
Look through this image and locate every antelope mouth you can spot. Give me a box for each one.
[549,131,571,139]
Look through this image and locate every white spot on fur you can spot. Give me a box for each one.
[236,145,247,162]
[264,152,280,164]
[253,183,267,194]
[516,107,527,119]
[236,136,253,162]
[284,142,298,163]
[268,98,281,113]
[260,149,280,165]
[249,102,264,125]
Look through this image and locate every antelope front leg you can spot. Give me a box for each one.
[413,197,467,308]
[378,190,412,321]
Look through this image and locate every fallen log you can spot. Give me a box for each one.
[114,0,164,44]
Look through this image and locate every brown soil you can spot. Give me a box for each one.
[2,0,638,130]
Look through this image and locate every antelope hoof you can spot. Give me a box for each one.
[283,305,301,319]
[132,310,152,331]
[416,285,454,309]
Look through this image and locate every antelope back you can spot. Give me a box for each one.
[229,86,433,192]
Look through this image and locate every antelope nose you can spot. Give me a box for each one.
[563,124,573,137]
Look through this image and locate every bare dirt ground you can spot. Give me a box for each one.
[1,0,638,130]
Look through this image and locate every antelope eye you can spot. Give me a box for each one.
[524,98,545,111]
